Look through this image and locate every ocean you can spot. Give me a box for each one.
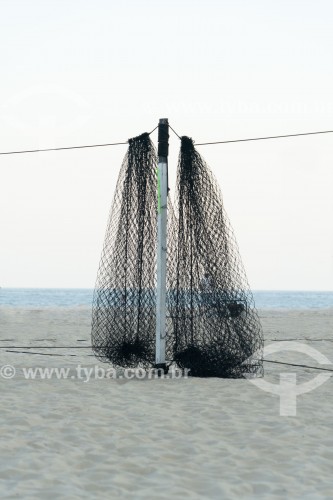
[0,288,332,309]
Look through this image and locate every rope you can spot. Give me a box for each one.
[270,339,333,342]
[0,124,159,156]
[0,346,92,349]
[148,124,159,135]
[1,338,332,348]
[4,349,93,357]
[263,359,333,372]
[169,124,181,139]
[3,126,331,156]
[195,129,333,146]
[4,349,333,371]
[0,141,128,155]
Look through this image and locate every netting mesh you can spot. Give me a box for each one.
[92,132,263,377]
[91,133,163,367]
[169,136,263,377]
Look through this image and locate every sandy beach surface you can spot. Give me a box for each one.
[0,307,332,499]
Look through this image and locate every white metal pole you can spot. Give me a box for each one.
[155,118,169,370]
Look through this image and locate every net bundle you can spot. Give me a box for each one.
[91,133,168,367]
[169,137,263,377]
[91,131,263,378]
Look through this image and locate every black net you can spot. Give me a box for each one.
[91,133,167,368]
[91,131,263,378]
[169,136,263,377]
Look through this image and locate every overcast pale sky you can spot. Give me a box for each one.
[0,0,332,290]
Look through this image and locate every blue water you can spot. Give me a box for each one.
[0,289,332,309]
[0,288,94,308]
[253,291,333,309]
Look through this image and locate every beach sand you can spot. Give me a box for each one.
[0,307,332,499]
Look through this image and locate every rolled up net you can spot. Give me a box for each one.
[169,136,263,377]
[91,133,166,368]
[91,132,263,378]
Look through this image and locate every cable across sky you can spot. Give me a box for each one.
[0,127,332,156]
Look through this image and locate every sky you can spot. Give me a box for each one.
[0,0,332,290]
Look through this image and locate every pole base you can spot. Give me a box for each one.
[153,363,169,375]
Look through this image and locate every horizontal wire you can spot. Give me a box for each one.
[2,338,332,349]
[0,141,128,155]
[0,124,159,156]
[0,345,92,349]
[2,127,332,156]
[270,338,333,342]
[263,359,333,372]
[195,129,333,146]
[4,347,333,372]
[5,349,93,357]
